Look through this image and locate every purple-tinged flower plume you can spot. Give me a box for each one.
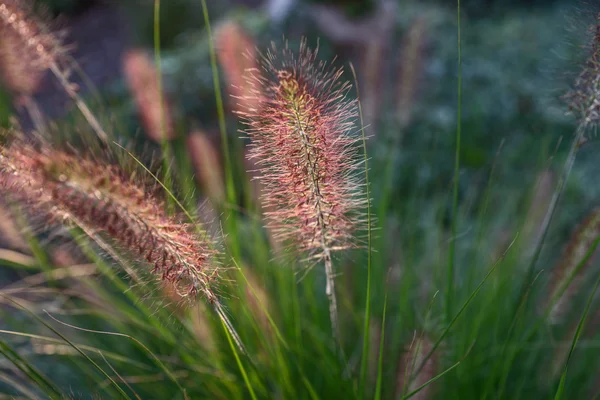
[215,20,261,115]
[122,49,176,142]
[0,141,219,303]
[237,39,365,338]
[0,0,67,96]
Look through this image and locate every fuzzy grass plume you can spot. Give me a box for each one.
[564,12,600,130]
[0,0,65,95]
[0,140,219,303]
[523,12,600,290]
[123,49,176,142]
[187,129,225,204]
[0,0,108,142]
[215,20,260,114]
[396,17,428,129]
[237,39,365,340]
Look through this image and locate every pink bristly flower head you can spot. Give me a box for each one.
[122,49,176,142]
[0,0,67,95]
[237,39,365,261]
[215,20,261,114]
[0,141,218,303]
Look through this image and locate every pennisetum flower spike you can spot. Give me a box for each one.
[522,12,600,290]
[237,39,365,341]
[564,12,600,131]
[0,0,108,143]
[0,137,247,351]
[215,20,261,115]
[122,49,177,142]
[0,141,218,302]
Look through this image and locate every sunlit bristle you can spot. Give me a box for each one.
[0,0,66,95]
[237,39,365,259]
[237,39,366,338]
[0,141,219,303]
[564,13,600,127]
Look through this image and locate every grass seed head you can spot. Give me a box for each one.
[0,141,219,303]
[122,49,176,142]
[564,12,600,127]
[187,130,225,204]
[215,20,261,114]
[237,39,365,261]
[0,0,67,95]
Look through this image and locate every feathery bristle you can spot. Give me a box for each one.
[238,39,364,259]
[0,0,65,95]
[122,49,176,142]
[0,142,218,302]
[564,12,600,127]
[237,39,365,339]
[0,1,108,143]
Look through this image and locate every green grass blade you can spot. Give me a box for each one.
[43,312,187,395]
[1,295,132,400]
[153,0,175,212]
[446,0,462,323]
[216,303,259,400]
[402,346,472,400]
[0,338,63,398]
[520,124,587,303]
[350,62,373,395]
[414,233,518,378]
[553,264,600,399]
[374,282,388,400]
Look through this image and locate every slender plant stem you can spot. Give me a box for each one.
[153,0,175,212]
[200,0,241,261]
[199,0,236,201]
[523,125,586,285]
[351,62,373,395]
[49,63,108,144]
[323,249,340,342]
[215,302,257,400]
[20,95,47,135]
[554,261,600,399]
[291,103,341,343]
[446,0,462,322]
[374,283,388,400]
